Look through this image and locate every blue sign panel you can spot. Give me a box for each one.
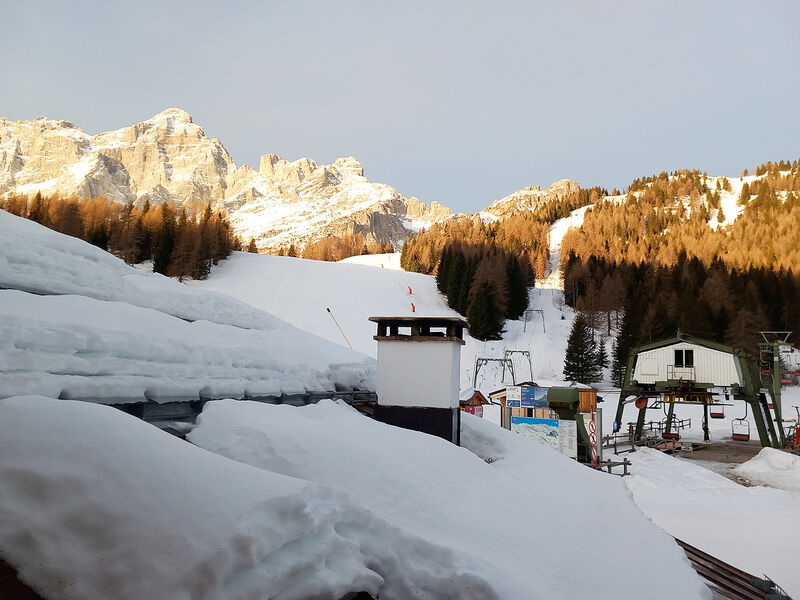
[511,417,558,427]
[520,387,549,408]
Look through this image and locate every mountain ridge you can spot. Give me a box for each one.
[0,109,460,251]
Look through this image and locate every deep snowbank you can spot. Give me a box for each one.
[0,209,279,329]
[0,210,375,402]
[0,290,373,401]
[733,447,800,492]
[0,396,494,600]
[189,399,709,599]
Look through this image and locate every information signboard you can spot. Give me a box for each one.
[511,416,577,459]
[506,386,521,407]
[520,387,549,408]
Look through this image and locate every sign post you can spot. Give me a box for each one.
[589,411,598,469]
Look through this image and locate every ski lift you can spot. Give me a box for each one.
[662,405,680,440]
[709,403,725,419]
[731,403,751,442]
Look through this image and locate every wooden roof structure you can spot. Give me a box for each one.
[369,316,467,345]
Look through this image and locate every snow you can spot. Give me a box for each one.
[0,210,374,403]
[0,396,492,600]
[733,447,800,492]
[193,252,579,396]
[707,175,748,230]
[339,251,402,270]
[3,202,796,597]
[188,399,709,599]
[192,252,459,357]
[539,204,591,290]
[0,289,373,402]
[0,210,281,330]
[622,448,800,597]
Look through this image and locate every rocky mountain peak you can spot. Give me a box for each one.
[482,178,580,219]
[150,107,193,124]
[331,156,364,177]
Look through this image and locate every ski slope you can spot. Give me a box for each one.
[193,251,579,399]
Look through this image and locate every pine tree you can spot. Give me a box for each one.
[28,192,46,224]
[611,301,640,387]
[505,255,528,320]
[246,238,258,253]
[467,280,504,340]
[458,256,478,315]
[153,202,175,274]
[446,249,466,311]
[436,246,451,293]
[563,313,602,383]
[596,337,609,371]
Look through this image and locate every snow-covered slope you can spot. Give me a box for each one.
[0,210,374,402]
[539,204,592,289]
[192,251,578,397]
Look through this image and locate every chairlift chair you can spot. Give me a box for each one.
[661,416,680,440]
[731,403,751,442]
[709,403,725,419]
[661,405,680,440]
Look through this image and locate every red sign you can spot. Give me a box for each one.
[590,411,598,469]
[463,405,484,418]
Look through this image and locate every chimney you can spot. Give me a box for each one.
[369,316,466,445]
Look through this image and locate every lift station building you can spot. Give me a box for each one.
[631,338,744,389]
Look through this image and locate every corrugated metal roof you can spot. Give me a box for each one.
[676,538,791,600]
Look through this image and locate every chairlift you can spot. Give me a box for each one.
[661,412,680,440]
[709,403,725,419]
[731,403,750,442]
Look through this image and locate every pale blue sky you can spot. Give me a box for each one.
[2,1,798,212]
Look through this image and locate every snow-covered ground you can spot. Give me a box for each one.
[0,210,374,402]
[622,447,800,598]
[2,204,798,597]
[733,447,800,492]
[0,397,499,600]
[339,251,402,270]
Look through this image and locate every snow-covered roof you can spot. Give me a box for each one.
[0,396,710,599]
[0,210,375,403]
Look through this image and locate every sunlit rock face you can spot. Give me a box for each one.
[481,179,580,220]
[0,109,453,251]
